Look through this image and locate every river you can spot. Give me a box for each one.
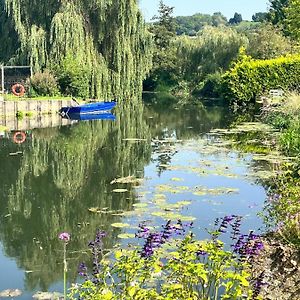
[0,96,268,299]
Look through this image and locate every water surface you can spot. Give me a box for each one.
[0,99,267,298]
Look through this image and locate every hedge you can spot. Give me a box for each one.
[221,54,300,103]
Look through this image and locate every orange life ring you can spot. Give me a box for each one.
[11,83,25,97]
[13,131,26,144]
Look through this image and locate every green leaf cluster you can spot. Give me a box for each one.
[70,234,258,299]
[222,53,300,103]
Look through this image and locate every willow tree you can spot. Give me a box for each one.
[0,0,152,100]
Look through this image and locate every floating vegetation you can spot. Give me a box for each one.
[132,203,148,208]
[193,187,239,196]
[111,223,131,228]
[117,233,135,239]
[156,184,190,194]
[110,176,143,185]
[151,211,196,222]
[112,189,128,193]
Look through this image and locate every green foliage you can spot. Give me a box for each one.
[197,72,223,98]
[177,26,248,94]
[55,55,89,98]
[29,70,59,96]
[229,13,243,25]
[264,163,300,247]
[0,0,152,100]
[283,0,300,41]
[222,53,300,103]
[69,230,259,299]
[175,12,228,36]
[267,0,289,25]
[145,1,178,92]
[252,12,268,23]
[16,110,24,119]
[246,24,294,59]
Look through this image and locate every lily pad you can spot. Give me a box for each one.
[118,233,135,239]
[112,189,128,193]
[111,222,131,228]
[110,176,143,185]
[132,203,148,208]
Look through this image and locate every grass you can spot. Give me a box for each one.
[3,94,73,101]
[0,125,8,131]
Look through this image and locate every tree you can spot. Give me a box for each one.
[212,12,228,27]
[284,0,300,41]
[252,12,268,22]
[144,1,179,91]
[151,0,176,49]
[0,0,152,100]
[229,13,243,25]
[267,0,289,25]
[247,24,294,59]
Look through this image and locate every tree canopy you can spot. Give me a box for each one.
[0,0,152,100]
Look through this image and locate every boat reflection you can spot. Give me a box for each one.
[61,112,116,121]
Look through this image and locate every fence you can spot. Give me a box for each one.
[0,99,76,131]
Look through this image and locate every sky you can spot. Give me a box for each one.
[139,0,269,21]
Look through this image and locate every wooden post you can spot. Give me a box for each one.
[1,65,4,94]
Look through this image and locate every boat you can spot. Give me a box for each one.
[59,101,116,116]
[61,112,116,121]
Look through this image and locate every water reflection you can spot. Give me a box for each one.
[0,98,266,296]
[0,102,151,292]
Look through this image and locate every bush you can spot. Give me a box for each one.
[198,72,222,98]
[70,219,265,300]
[30,70,59,96]
[222,53,300,103]
[56,54,90,98]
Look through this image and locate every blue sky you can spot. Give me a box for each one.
[139,0,269,21]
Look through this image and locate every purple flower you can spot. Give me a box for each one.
[59,232,70,242]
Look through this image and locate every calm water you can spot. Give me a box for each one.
[0,98,267,298]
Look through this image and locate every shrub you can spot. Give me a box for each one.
[222,54,300,103]
[198,72,222,98]
[70,219,264,300]
[55,54,90,98]
[30,70,59,96]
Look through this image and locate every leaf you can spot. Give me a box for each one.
[171,177,184,182]
[88,207,101,213]
[112,189,128,193]
[111,223,131,228]
[132,203,148,208]
[117,233,135,239]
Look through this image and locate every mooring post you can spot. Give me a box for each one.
[1,65,4,94]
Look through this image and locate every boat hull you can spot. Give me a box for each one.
[62,112,116,121]
[60,101,116,115]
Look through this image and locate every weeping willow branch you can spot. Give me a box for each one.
[0,0,153,100]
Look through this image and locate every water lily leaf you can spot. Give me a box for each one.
[88,207,101,213]
[171,177,184,182]
[111,223,131,228]
[175,200,192,206]
[112,189,128,193]
[118,233,135,239]
[133,203,148,208]
[110,176,143,185]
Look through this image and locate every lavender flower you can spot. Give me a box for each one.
[59,232,70,242]
[233,231,264,261]
[138,220,190,258]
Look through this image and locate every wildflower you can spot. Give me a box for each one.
[59,232,70,243]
